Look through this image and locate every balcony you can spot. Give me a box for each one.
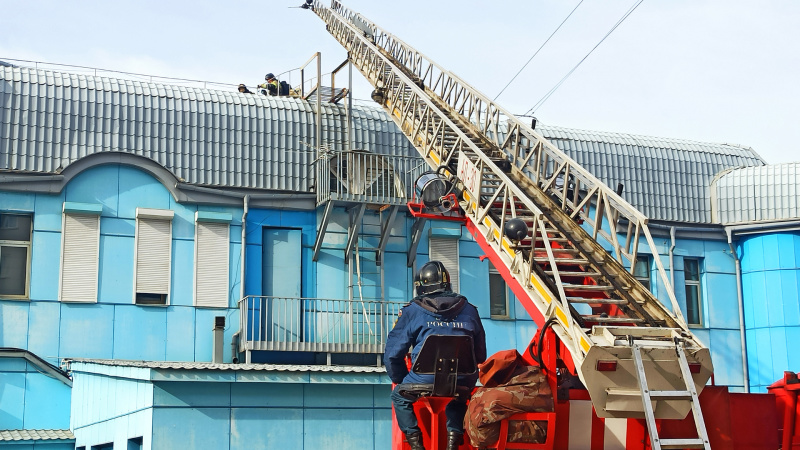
[314,150,426,206]
[238,296,405,357]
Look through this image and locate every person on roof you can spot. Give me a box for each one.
[237,84,254,94]
[385,261,487,450]
[258,73,280,96]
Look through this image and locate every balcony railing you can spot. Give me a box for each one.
[238,296,405,354]
[315,150,427,205]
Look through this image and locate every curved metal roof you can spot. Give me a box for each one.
[537,124,765,223]
[712,162,800,225]
[0,65,417,192]
[1,64,769,224]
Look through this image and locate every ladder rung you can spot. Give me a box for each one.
[567,297,628,305]
[649,390,692,400]
[582,315,644,324]
[545,270,600,277]
[562,284,616,291]
[660,438,707,449]
[533,257,590,265]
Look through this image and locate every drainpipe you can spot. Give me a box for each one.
[237,195,250,364]
[669,226,676,288]
[727,228,750,393]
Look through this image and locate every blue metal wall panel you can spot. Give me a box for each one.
[460,257,489,318]
[383,252,410,303]
[229,408,303,450]
[22,372,70,429]
[165,306,195,362]
[482,321,515,357]
[0,191,35,211]
[304,408,379,449]
[65,165,119,215]
[0,371,25,428]
[26,301,61,364]
[29,231,60,301]
[785,271,800,326]
[765,271,786,327]
[315,249,348,300]
[0,301,29,348]
[704,273,740,329]
[193,309,237,362]
[113,306,167,361]
[702,240,735,274]
[244,243,262,297]
[33,192,66,232]
[169,203,197,241]
[305,384,374,408]
[152,407,230,450]
[153,382,230,407]
[117,167,170,217]
[59,304,114,359]
[707,329,744,388]
[98,235,134,304]
[778,233,798,269]
[229,383,303,407]
[170,239,195,307]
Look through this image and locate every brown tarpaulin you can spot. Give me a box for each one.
[465,350,554,447]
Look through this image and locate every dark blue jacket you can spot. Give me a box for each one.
[384,292,487,386]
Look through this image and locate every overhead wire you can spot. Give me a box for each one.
[493,0,585,102]
[525,0,646,116]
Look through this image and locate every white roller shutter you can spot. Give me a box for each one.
[195,221,229,308]
[135,216,172,298]
[429,237,460,292]
[60,213,100,302]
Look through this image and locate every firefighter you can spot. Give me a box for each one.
[385,261,487,450]
[257,73,280,96]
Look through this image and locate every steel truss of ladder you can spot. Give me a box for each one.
[309,0,713,429]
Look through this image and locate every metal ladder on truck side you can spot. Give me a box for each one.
[308,1,712,445]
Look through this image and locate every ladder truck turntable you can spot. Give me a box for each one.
[303,1,795,449]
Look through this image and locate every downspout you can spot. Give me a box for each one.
[669,226,676,288]
[727,228,750,393]
[233,194,250,364]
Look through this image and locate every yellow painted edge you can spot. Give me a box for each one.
[430,152,440,166]
[529,276,553,304]
[501,238,515,258]
[555,307,570,329]
[580,337,591,353]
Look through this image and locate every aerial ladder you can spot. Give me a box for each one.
[307,1,713,448]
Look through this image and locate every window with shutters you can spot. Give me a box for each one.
[429,236,459,292]
[0,213,32,299]
[134,208,174,305]
[194,216,230,308]
[60,212,100,302]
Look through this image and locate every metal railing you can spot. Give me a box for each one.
[315,149,427,205]
[238,296,405,354]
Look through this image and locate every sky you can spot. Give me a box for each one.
[1,0,798,164]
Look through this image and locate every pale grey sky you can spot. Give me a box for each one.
[2,0,798,164]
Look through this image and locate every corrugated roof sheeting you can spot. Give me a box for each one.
[538,124,765,223]
[67,358,386,373]
[0,65,417,192]
[713,162,800,224]
[0,429,75,441]
[2,65,771,224]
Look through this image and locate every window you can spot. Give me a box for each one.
[194,212,231,308]
[0,213,32,298]
[684,258,702,326]
[429,236,459,292]
[127,437,143,450]
[488,263,510,318]
[633,255,651,291]
[60,209,101,302]
[134,208,174,305]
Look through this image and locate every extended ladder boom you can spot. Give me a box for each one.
[310,1,712,435]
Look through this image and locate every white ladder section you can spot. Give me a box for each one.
[310,0,714,427]
[632,341,711,449]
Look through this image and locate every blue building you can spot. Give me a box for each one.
[0,62,797,449]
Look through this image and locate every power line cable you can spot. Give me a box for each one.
[493,0,585,102]
[525,0,646,116]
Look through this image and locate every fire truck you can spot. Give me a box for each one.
[305,1,800,448]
